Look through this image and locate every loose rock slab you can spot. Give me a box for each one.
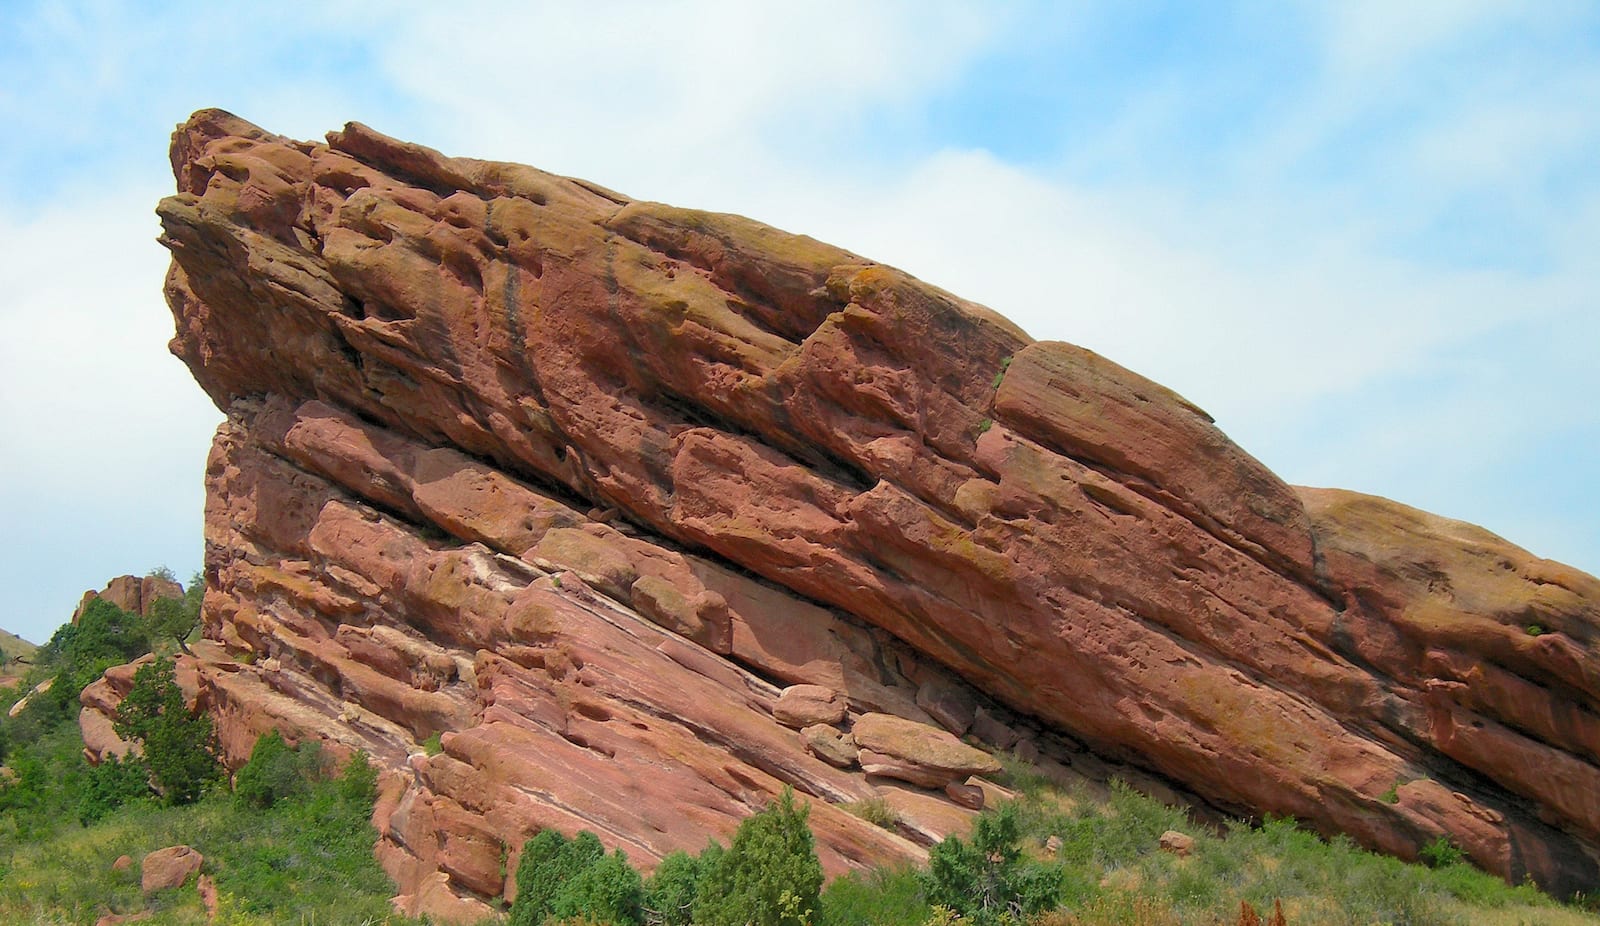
[775,685,848,728]
[853,713,1002,788]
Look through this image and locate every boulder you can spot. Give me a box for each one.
[966,776,1018,810]
[74,574,183,621]
[1159,830,1195,858]
[774,685,847,729]
[944,781,985,810]
[801,725,859,768]
[852,713,1002,788]
[141,845,203,893]
[915,678,976,735]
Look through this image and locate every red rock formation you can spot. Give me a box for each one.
[74,574,183,622]
[79,109,1600,917]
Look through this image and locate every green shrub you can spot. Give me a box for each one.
[644,850,702,926]
[924,802,1059,925]
[208,748,399,919]
[113,656,222,804]
[0,723,91,837]
[1419,836,1466,869]
[818,864,930,926]
[336,748,379,805]
[694,788,824,926]
[42,598,149,670]
[512,829,603,925]
[551,848,645,925]
[77,753,151,824]
[234,730,313,809]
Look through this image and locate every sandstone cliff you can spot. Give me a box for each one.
[81,109,1600,919]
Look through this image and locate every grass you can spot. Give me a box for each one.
[823,772,1597,926]
[0,716,420,926]
[0,772,419,926]
[819,865,929,926]
[841,796,898,831]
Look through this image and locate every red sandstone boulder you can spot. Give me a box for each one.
[775,685,848,729]
[802,725,860,769]
[1159,830,1195,858]
[852,713,1002,789]
[141,845,203,893]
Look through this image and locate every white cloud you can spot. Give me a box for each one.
[0,187,221,640]
[370,0,1006,204]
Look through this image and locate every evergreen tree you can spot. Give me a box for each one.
[113,657,221,804]
[923,802,1060,925]
[693,788,823,926]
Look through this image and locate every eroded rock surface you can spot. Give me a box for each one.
[79,109,1600,916]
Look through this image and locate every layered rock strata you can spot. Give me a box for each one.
[82,109,1600,916]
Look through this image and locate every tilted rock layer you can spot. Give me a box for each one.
[83,109,1600,916]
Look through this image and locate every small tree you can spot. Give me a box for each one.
[511,829,603,926]
[694,788,823,926]
[510,827,645,926]
[234,730,319,808]
[551,849,644,925]
[644,850,702,926]
[114,657,222,804]
[77,753,151,824]
[147,585,201,649]
[924,802,1059,925]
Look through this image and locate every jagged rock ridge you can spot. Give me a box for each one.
[81,109,1600,919]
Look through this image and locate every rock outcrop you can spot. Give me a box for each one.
[74,574,183,622]
[80,109,1600,918]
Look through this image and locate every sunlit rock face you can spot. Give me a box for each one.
[82,109,1600,918]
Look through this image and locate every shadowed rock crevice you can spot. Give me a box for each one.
[77,110,1600,919]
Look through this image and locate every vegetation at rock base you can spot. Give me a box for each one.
[815,770,1599,926]
[514,829,647,926]
[694,788,823,926]
[112,656,223,805]
[0,577,421,925]
[512,788,823,926]
[923,802,1060,924]
[2,576,1600,925]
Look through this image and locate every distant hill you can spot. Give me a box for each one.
[0,627,39,687]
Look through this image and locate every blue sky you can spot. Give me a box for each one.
[1,0,1596,643]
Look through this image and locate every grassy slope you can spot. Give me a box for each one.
[0,628,39,688]
[0,629,38,662]
[817,768,1600,926]
[0,604,421,926]
[0,790,414,925]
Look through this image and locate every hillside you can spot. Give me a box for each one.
[0,629,38,686]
